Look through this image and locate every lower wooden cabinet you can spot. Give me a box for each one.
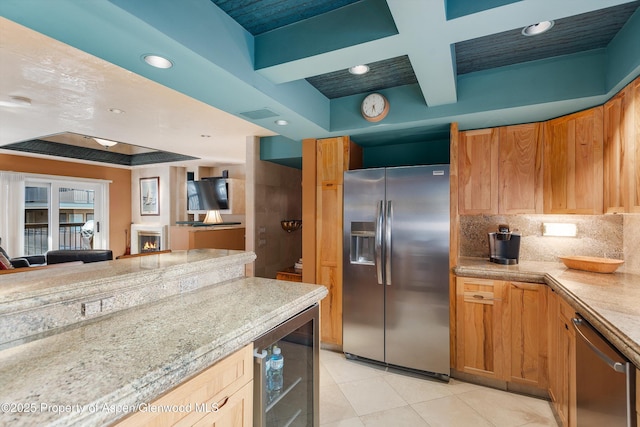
[548,290,576,427]
[637,368,639,427]
[505,281,548,390]
[455,277,548,392]
[114,344,253,427]
[455,277,506,380]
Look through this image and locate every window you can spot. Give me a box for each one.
[23,178,109,255]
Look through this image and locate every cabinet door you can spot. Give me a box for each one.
[455,277,505,379]
[504,282,548,390]
[543,107,604,214]
[459,128,499,214]
[551,295,577,427]
[499,124,543,214]
[600,76,640,213]
[316,137,347,346]
[603,88,627,213]
[629,78,640,213]
[192,381,253,427]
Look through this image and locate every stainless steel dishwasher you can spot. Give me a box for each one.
[572,315,636,427]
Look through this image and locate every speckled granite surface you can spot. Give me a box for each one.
[0,272,327,426]
[0,249,254,347]
[455,257,640,368]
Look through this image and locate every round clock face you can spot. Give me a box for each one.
[361,93,389,122]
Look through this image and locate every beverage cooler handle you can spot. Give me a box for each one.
[375,200,384,285]
[385,201,392,286]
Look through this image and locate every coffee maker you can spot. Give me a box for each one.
[488,224,521,265]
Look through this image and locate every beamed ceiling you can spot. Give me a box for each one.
[0,0,639,166]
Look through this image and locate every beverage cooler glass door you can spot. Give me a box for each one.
[253,304,319,427]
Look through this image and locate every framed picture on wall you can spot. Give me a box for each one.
[140,177,159,215]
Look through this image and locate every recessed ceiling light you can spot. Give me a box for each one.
[143,54,173,69]
[108,108,125,114]
[94,138,118,148]
[522,21,554,36]
[275,119,289,126]
[348,65,369,75]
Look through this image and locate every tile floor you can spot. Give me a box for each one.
[319,349,558,427]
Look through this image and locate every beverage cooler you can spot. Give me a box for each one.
[253,304,319,427]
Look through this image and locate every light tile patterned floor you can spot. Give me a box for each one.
[319,349,558,427]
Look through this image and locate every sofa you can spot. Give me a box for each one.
[0,246,112,271]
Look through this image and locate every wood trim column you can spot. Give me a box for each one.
[449,122,459,366]
[302,138,317,284]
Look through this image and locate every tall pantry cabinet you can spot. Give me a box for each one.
[302,136,362,347]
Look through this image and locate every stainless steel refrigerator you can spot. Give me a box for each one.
[343,165,450,379]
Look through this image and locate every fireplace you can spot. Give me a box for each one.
[139,232,161,253]
[130,224,167,255]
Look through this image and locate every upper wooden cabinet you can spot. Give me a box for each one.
[604,76,640,213]
[459,124,542,215]
[458,128,499,214]
[499,124,544,214]
[543,107,604,214]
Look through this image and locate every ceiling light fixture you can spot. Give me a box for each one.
[143,54,173,69]
[348,65,369,75]
[275,119,289,126]
[522,20,554,36]
[94,138,118,148]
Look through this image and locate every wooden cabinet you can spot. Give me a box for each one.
[498,124,543,214]
[459,128,499,214]
[455,277,506,380]
[604,76,640,213]
[548,290,576,427]
[543,107,604,214]
[455,277,548,391]
[458,124,542,215]
[310,136,362,346]
[170,227,245,251]
[636,368,639,427]
[504,281,548,389]
[115,344,253,427]
[275,267,302,282]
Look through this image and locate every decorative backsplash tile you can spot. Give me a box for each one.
[459,214,638,273]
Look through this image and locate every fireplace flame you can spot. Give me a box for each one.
[142,241,158,251]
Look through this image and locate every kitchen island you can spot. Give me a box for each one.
[0,249,327,426]
[455,257,640,368]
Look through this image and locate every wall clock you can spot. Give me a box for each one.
[361,93,389,122]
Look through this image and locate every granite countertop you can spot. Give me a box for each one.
[455,257,640,368]
[0,256,327,426]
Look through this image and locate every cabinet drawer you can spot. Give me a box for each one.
[115,344,253,427]
[457,277,503,303]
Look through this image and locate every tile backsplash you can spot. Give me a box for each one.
[459,214,640,273]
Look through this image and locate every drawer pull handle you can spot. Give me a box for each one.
[216,396,230,410]
[473,294,485,299]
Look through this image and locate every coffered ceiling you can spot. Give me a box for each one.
[1,0,639,166]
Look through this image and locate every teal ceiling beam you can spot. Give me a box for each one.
[254,0,397,70]
[606,7,640,92]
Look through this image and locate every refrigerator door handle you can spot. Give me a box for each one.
[375,200,384,285]
[385,200,392,286]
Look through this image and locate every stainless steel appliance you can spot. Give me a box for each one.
[253,304,319,427]
[343,165,450,379]
[572,315,636,427]
[488,224,521,265]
